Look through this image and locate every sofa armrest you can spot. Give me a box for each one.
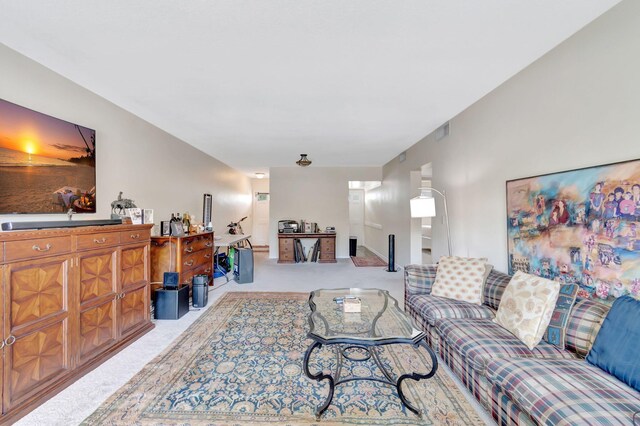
[404,264,437,297]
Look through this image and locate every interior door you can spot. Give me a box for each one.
[252,193,270,246]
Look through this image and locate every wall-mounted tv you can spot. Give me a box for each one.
[0,98,96,214]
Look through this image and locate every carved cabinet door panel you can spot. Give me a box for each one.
[121,244,148,292]
[119,285,149,339]
[2,255,72,412]
[77,249,118,365]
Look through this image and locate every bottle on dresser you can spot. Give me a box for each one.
[182,212,191,234]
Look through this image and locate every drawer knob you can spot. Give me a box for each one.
[184,260,195,267]
[204,254,211,259]
[94,237,107,244]
[130,233,140,239]
[32,243,52,252]
[205,242,213,247]
[185,247,194,253]
[205,268,212,273]
[5,335,16,346]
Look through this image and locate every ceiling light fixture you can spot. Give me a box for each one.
[255,172,265,179]
[296,154,312,167]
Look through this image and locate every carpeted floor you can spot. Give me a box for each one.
[83,292,484,425]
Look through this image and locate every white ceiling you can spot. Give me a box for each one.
[0,1,621,176]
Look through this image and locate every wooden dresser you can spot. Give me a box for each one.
[150,232,214,293]
[0,223,154,423]
[278,233,336,263]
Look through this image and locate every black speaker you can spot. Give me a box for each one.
[203,193,213,231]
[387,234,397,272]
[154,286,189,319]
[192,274,209,308]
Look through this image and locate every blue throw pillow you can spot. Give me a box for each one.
[586,295,640,392]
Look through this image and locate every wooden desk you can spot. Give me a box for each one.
[278,233,336,263]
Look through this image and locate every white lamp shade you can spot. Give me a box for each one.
[410,196,436,218]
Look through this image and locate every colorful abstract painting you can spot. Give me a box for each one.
[506,159,640,304]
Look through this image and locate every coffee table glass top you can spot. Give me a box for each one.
[307,288,423,344]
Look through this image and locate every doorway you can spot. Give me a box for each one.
[411,163,432,265]
[348,181,381,257]
[252,192,270,246]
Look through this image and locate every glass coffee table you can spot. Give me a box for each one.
[303,288,437,420]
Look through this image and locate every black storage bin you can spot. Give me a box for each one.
[192,274,209,308]
[233,247,254,284]
[349,236,357,257]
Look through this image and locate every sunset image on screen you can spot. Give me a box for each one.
[0,98,96,214]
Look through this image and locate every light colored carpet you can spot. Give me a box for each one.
[17,252,494,425]
[83,292,484,425]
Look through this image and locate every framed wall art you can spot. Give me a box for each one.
[506,159,640,304]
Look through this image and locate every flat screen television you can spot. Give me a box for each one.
[0,98,96,214]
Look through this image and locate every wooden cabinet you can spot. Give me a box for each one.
[0,224,153,422]
[277,233,337,263]
[150,232,214,294]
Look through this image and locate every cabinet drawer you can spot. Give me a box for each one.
[5,236,72,262]
[182,249,212,271]
[77,232,121,250]
[0,242,4,262]
[182,234,213,255]
[120,228,151,244]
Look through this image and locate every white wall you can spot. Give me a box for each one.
[251,178,270,245]
[0,43,252,234]
[269,167,381,258]
[368,0,640,271]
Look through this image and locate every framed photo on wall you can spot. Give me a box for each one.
[506,158,640,304]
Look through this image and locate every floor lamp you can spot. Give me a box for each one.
[410,187,452,256]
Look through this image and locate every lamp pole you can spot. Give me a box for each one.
[421,187,452,257]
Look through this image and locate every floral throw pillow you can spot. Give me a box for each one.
[431,256,491,305]
[494,271,560,350]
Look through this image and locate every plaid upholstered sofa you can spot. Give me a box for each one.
[404,264,640,426]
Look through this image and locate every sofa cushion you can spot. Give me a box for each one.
[543,283,579,349]
[405,294,495,327]
[404,264,437,296]
[437,318,574,376]
[482,269,512,311]
[432,256,491,304]
[494,271,560,349]
[565,298,609,357]
[486,357,640,426]
[586,295,640,392]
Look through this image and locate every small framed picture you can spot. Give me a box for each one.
[126,208,143,225]
[170,221,185,237]
[143,209,154,224]
[160,221,170,236]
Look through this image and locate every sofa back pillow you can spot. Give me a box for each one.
[494,271,560,350]
[586,295,640,392]
[431,256,491,305]
[482,269,512,310]
[542,283,579,349]
[565,298,609,357]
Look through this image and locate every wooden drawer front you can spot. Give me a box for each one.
[120,228,151,244]
[320,238,335,253]
[5,236,72,262]
[7,319,70,409]
[79,251,117,304]
[8,258,68,328]
[182,234,213,255]
[77,232,120,250]
[122,245,148,289]
[280,251,294,261]
[79,299,117,364]
[0,242,4,263]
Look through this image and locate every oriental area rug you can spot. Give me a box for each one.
[351,255,387,267]
[83,292,483,425]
